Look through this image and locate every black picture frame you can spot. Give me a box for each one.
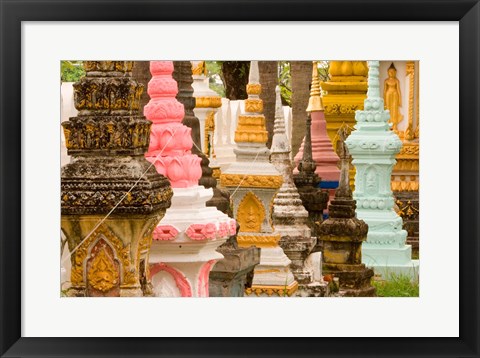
[1,0,479,357]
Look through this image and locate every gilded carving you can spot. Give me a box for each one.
[391,179,419,192]
[237,234,281,248]
[220,173,283,189]
[62,118,151,153]
[414,62,420,139]
[73,77,143,113]
[61,185,172,215]
[87,245,120,292]
[83,61,134,73]
[237,192,265,233]
[245,282,298,297]
[246,83,262,95]
[195,96,222,108]
[70,227,137,289]
[396,199,419,220]
[204,111,215,156]
[384,63,403,132]
[191,61,207,76]
[324,104,358,115]
[404,61,415,140]
[329,61,368,78]
[245,98,263,113]
[397,143,419,157]
[234,130,268,143]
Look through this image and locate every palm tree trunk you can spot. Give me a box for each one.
[290,61,312,158]
[258,61,278,149]
[221,61,250,100]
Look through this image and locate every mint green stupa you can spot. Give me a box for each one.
[345,61,419,279]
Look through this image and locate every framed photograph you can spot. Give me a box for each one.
[1,0,478,357]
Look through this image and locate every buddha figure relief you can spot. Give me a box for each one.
[86,239,120,297]
[384,63,403,131]
[365,167,379,196]
[237,192,265,233]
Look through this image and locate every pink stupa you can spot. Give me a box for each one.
[294,62,340,193]
[144,61,234,297]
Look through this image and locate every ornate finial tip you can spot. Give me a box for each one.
[311,61,319,79]
[249,61,260,83]
[274,85,284,118]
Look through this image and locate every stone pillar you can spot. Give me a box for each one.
[294,62,340,198]
[293,114,329,241]
[144,61,233,297]
[221,61,298,297]
[388,61,420,254]
[271,86,328,296]
[345,61,419,279]
[318,130,375,296]
[61,61,173,297]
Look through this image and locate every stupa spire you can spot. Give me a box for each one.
[345,60,419,279]
[271,84,327,295]
[294,61,340,196]
[271,86,290,153]
[145,61,233,297]
[317,132,375,296]
[221,61,297,297]
[306,61,324,112]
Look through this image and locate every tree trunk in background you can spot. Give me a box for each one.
[221,61,250,100]
[132,61,151,111]
[259,61,277,149]
[290,61,312,158]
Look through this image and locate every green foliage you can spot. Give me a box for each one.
[61,61,85,82]
[317,60,330,83]
[278,61,330,106]
[200,60,330,103]
[278,61,292,106]
[372,273,419,297]
[205,61,225,97]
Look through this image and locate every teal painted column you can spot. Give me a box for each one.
[345,61,419,279]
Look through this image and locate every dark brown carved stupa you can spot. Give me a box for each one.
[61,61,172,297]
[293,113,329,242]
[317,129,375,297]
[171,61,260,296]
[172,61,231,213]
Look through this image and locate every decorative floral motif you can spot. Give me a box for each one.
[153,225,179,241]
[218,222,229,237]
[185,223,217,240]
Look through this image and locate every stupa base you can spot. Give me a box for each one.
[363,245,419,280]
[209,246,261,297]
[245,281,299,297]
[296,281,330,297]
[338,286,376,297]
[278,235,317,285]
[323,263,376,297]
